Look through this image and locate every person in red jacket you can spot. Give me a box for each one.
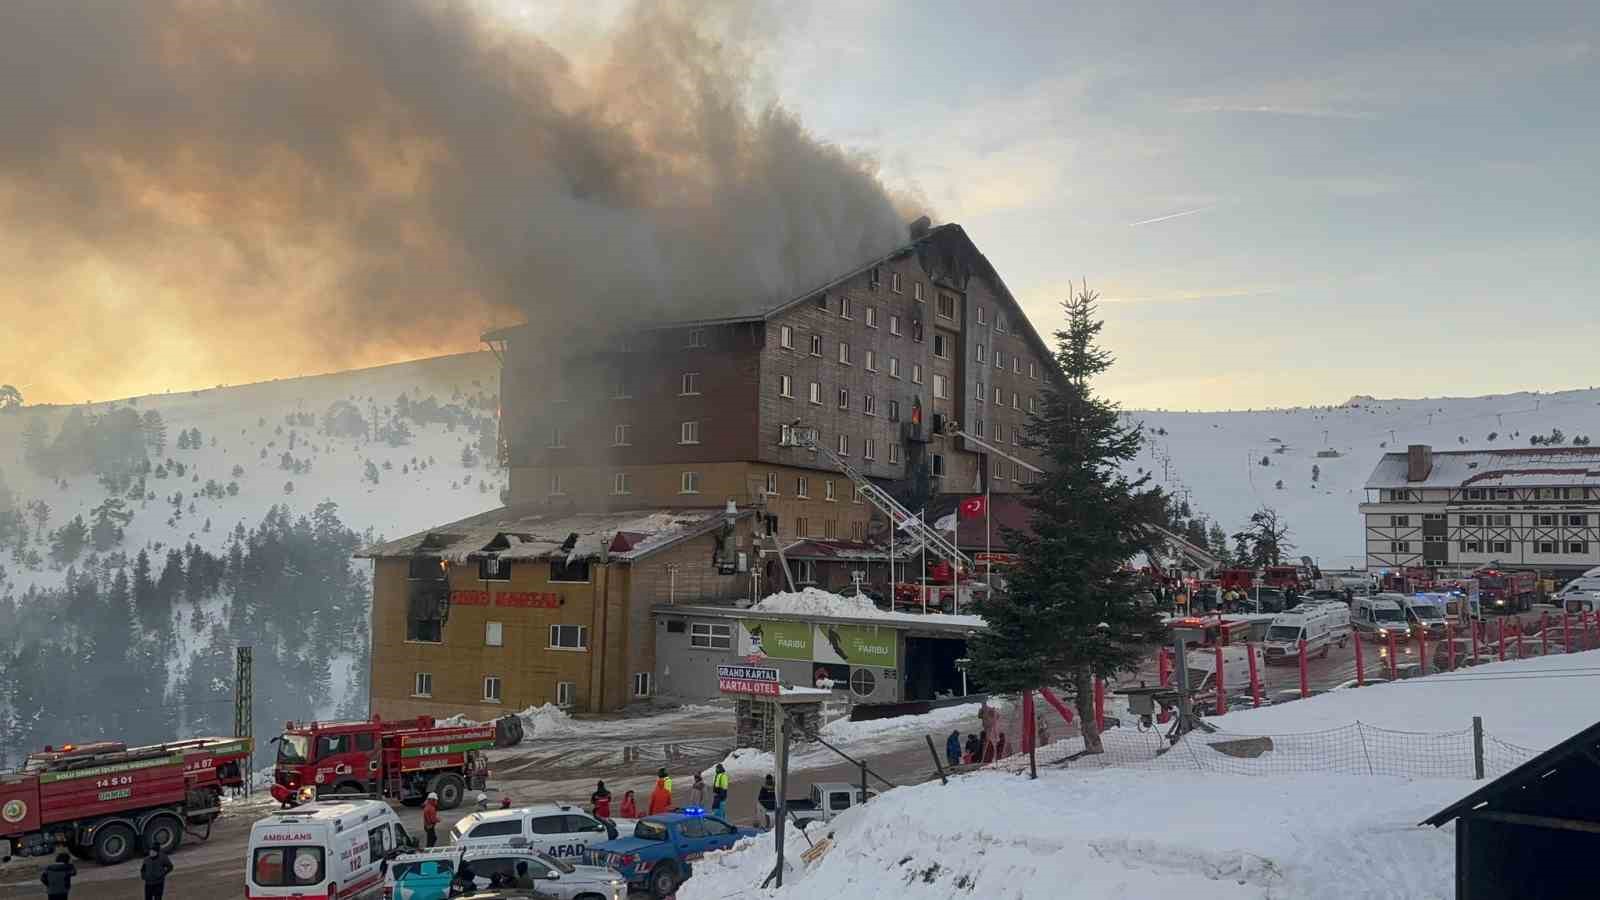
[422,792,441,847]
[648,775,672,815]
[619,789,639,818]
[591,780,612,818]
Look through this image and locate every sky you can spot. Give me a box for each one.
[4,0,1596,411]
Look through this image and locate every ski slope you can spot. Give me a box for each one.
[1124,387,1600,568]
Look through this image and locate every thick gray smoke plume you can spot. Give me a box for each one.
[0,0,912,401]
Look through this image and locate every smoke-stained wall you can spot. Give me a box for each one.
[2,0,914,402]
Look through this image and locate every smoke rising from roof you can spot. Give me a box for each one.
[1,0,914,403]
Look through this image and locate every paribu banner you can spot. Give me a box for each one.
[739,619,898,668]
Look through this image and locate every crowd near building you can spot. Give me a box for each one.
[365,222,1055,717]
[1361,443,1600,576]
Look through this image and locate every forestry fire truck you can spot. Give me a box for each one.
[1474,568,1540,613]
[1,736,252,865]
[268,714,523,811]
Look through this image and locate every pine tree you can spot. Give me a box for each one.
[49,515,89,567]
[90,497,133,552]
[968,287,1166,755]
[1232,506,1293,567]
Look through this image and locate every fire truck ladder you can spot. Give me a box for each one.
[781,424,972,573]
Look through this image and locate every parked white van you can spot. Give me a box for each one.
[1184,644,1265,697]
[1263,603,1350,663]
[1351,595,1409,641]
[247,799,412,900]
[1394,594,1448,638]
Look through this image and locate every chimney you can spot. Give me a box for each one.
[1407,444,1434,482]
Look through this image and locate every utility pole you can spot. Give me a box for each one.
[235,645,254,796]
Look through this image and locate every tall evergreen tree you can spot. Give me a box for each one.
[968,287,1166,754]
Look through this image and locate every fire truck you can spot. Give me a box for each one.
[269,715,523,811]
[1474,568,1540,613]
[1,736,251,865]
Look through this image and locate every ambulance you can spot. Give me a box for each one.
[246,799,414,899]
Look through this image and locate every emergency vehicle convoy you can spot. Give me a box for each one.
[1,736,252,865]
[270,714,523,811]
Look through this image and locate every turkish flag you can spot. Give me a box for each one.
[959,496,987,519]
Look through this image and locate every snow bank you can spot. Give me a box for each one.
[680,767,1466,900]
[751,587,986,628]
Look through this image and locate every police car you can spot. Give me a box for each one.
[448,804,632,861]
[384,841,625,900]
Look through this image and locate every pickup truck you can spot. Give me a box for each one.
[584,811,758,897]
[785,782,874,829]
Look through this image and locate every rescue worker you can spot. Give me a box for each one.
[657,766,674,793]
[756,775,777,828]
[648,773,672,815]
[513,861,538,889]
[422,791,441,847]
[475,792,490,812]
[501,795,512,809]
[591,780,612,817]
[41,852,76,900]
[140,846,173,900]
[688,773,708,809]
[711,764,730,818]
[619,789,639,818]
[945,729,961,767]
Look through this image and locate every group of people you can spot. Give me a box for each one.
[588,762,731,822]
[944,728,1010,766]
[40,845,172,900]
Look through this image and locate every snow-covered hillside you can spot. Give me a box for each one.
[1125,387,1600,568]
[0,351,504,594]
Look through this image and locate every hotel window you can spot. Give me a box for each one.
[888,356,901,378]
[633,673,652,698]
[863,394,877,416]
[1537,541,1556,554]
[780,375,794,398]
[994,423,1004,442]
[888,443,902,464]
[993,350,1004,370]
[839,296,853,318]
[865,349,878,371]
[548,425,565,448]
[1390,541,1410,553]
[796,517,810,538]
[993,386,1003,404]
[1029,361,1038,379]
[690,623,733,649]
[1012,427,1022,446]
[612,472,631,494]
[1460,541,1481,553]
[912,319,924,342]
[976,380,985,403]
[1027,396,1037,413]
[912,364,923,384]
[869,267,881,290]
[483,676,502,703]
[681,372,701,395]
[814,293,828,310]
[680,421,701,444]
[1494,489,1512,500]
[931,453,945,477]
[556,682,575,708]
[780,325,794,349]
[796,476,809,498]
[864,438,876,460]
[838,342,851,365]
[485,621,504,646]
[933,333,949,358]
[613,424,631,446]
[1461,515,1481,526]
[837,388,849,410]
[889,314,902,336]
[1492,541,1511,553]
[548,472,564,496]
[996,314,1008,333]
[1014,358,1022,374]
[975,419,985,438]
[549,624,589,650]
[766,472,779,494]
[1490,514,1511,526]
[933,374,949,399]
[1538,514,1555,526]
[1466,488,1485,500]
[810,334,823,356]
[913,282,924,302]
[809,381,822,404]
[976,343,986,363]
[1391,515,1410,527]
[1012,392,1021,409]
[891,271,903,293]
[976,305,986,325]
[866,306,879,328]
[937,293,955,319]
[888,399,901,421]
[825,480,836,501]
[1568,514,1588,526]
[687,328,706,348]
[413,672,433,697]
[680,471,701,494]
[853,485,865,504]
[837,434,850,456]
[1570,542,1589,554]
[823,519,836,539]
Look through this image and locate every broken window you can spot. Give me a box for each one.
[550,558,591,583]
[810,334,822,356]
[937,293,956,319]
[407,580,447,643]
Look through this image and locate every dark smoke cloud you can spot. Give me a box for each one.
[0,0,913,402]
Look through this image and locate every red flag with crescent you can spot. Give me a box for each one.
[959,496,987,519]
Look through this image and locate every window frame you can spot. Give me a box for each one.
[549,624,590,651]
[633,672,652,698]
[779,324,794,349]
[680,420,701,445]
[413,672,433,698]
[680,470,701,494]
[613,423,632,447]
[866,306,879,328]
[485,621,503,647]
[612,471,632,495]
[556,681,576,708]
[680,372,702,396]
[838,342,851,365]
[690,622,733,649]
[780,374,794,398]
[933,373,949,399]
[483,675,503,703]
[809,381,822,405]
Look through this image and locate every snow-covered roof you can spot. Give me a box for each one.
[1364,447,1600,489]
[660,587,986,632]
[360,504,745,564]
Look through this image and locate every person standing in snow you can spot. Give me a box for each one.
[648,773,672,815]
[995,733,1009,759]
[945,729,961,767]
[657,766,674,793]
[40,852,75,900]
[620,789,639,818]
[422,791,441,847]
[140,846,173,900]
[591,780,612,818]
[711,764,729,818]
[756,775,776,828]
[688,773,708,809]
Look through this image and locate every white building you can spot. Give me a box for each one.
[1360,444,1600,576]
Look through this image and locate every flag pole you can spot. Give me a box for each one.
[920,508,928,616]
[985,472,992,592]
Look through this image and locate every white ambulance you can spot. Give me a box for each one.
[246,798,414,900]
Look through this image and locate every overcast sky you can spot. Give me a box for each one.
[755,0,1599,409]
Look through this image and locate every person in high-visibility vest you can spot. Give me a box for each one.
[657,767,673,793]
[711,764,730,818]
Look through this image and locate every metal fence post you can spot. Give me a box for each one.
[1472,716,1485,780]
[1356,721,1375,775]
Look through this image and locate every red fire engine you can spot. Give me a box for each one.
[1474,568,1539,613]
[1,736,251,865]
[269,714,523,810]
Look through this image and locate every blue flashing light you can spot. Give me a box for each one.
[683,806,705,817]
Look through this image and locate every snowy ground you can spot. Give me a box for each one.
[1122,386,1600,567]
[750,587,986,628]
